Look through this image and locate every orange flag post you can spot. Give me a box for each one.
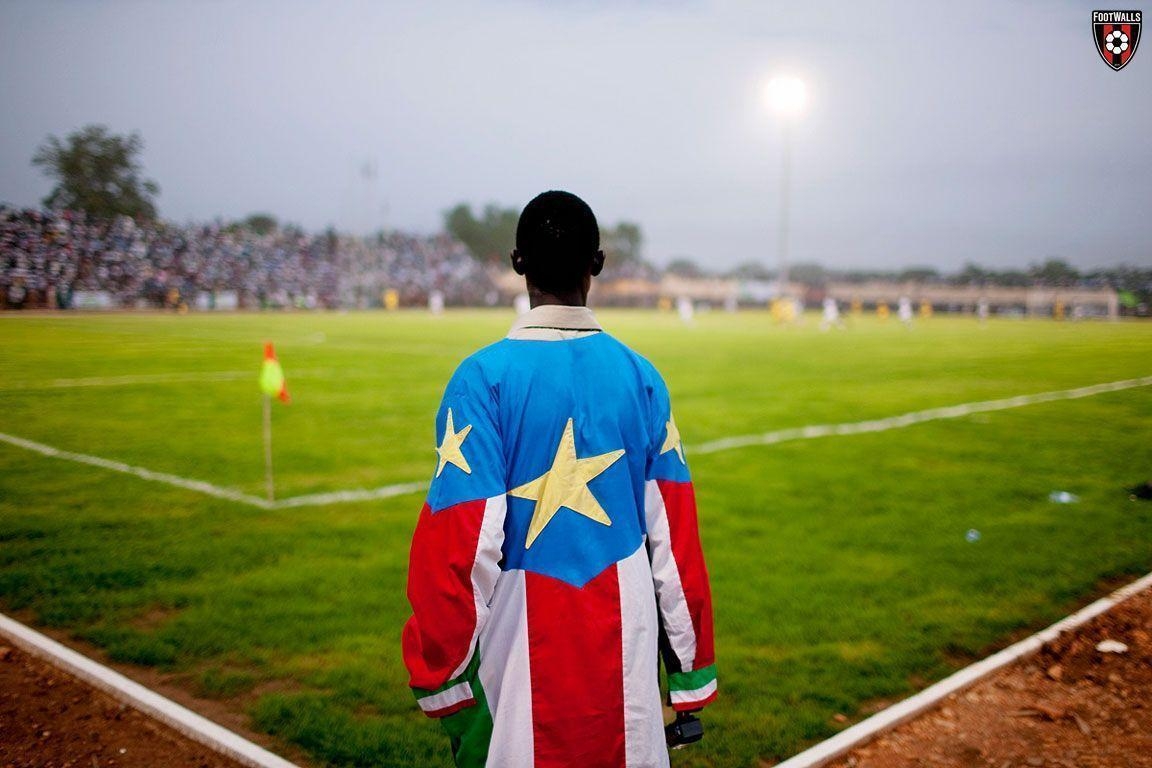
[259,343,290,501]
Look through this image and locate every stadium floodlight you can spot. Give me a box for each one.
[764,73,809,300]
[765,75,809,119]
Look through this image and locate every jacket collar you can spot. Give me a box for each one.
[507,304,602,337]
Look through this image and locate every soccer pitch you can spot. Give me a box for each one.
[1,310,1150,767]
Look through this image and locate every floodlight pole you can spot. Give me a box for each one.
[777,121,793,298]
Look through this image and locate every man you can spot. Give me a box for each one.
[402,191,717,768]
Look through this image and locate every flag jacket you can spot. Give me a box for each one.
[402,305,717,768]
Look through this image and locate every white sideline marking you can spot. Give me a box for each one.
[0,612,301,768]
[0,431,274,508]
[0,369,331,391]
[772,571,1152,768]
[690,375,1152,455]
[2,376,1149,509]
[0,431,427,510]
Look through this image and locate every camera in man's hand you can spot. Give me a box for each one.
[665,710,704,749]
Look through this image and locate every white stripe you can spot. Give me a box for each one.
[417,681,474,714]
[479,569,534,768]
[773,570,1152,768]
[0,612,299,768]
[669,678,717,706]
[691,375,1152,455]
[643,479,697,671]
[450,494,508,680]
[618,544,670,768]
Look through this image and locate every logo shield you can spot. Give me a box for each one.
[1093,10,1142,70]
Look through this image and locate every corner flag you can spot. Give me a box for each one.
[259,342,289,502]
[260,342,290,403]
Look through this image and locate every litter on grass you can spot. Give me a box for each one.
[1095,639,1129,654]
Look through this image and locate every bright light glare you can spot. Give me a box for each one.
[765,75,809,118]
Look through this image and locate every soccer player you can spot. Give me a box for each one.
[820,295,843,331]
[402,191,717,768]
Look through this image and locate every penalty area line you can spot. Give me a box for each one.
[689,375,1152,455]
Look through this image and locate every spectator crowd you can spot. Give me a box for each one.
[0,206,494,310]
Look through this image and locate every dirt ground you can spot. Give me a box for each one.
[827,587,1152,768]
[2,587,1149,768]
[0,643,245,768]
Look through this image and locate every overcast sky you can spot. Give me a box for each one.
[1,0,1149,271]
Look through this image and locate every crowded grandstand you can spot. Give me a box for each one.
[0,206,492,310]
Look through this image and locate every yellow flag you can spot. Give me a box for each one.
[260,343,289,403]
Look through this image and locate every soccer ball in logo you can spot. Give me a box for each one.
[1105,30,1130,53]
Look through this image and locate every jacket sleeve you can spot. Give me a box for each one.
[643,372,718,711]
[402,359,507,717]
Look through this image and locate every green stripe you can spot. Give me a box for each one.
[413,652,481,700]
[668,663,717,693]
[440,676,493,768]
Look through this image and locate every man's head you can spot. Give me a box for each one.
[511,190,605,304]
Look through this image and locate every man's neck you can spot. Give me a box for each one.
[528,285,587,308]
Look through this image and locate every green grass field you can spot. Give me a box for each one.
[1,310,1151,767]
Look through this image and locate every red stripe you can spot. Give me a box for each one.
[424,697,477,718]
[672,689,718,712]
[1120,24,1132,64]
[402,498,487,690]
[527,566,626,768]
[657,480,715,668]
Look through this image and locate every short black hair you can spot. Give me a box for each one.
[515,190,600,293]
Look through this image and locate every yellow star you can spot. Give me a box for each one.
[509,418,625,549]
[435,408,473,477]
[660,415,685,464]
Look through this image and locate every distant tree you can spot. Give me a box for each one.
[443,202,519,265]
[898,266,941,283]
[840,269,896,283]
[991,269,1031,287]
[789,262,827,286]
[726,261,774,281]
[601,222,644,266]
[1086,264,1152,312]
[953,262,990,286]
[243,213,279,235]
[666,258,705,278]
[32,124,160,219]
[1029,258,1080,287]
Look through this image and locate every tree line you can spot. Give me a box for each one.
[22,124,1152,306]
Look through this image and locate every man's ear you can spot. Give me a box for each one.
[511,249,526,276]
[590,250,605,277]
